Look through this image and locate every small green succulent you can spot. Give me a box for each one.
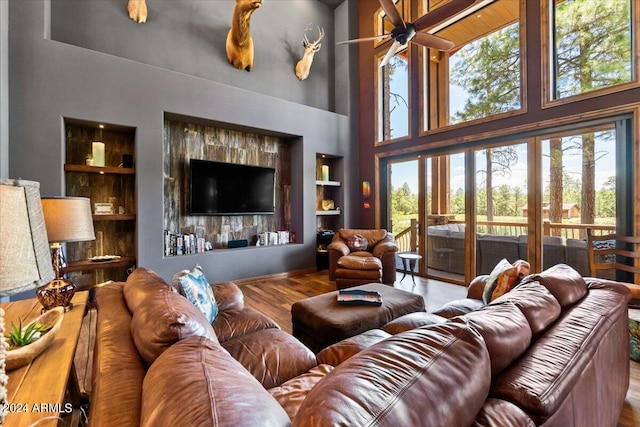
[6,318,52,350]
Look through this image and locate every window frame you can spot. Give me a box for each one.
[541,0,640,109]
[418,0,528,136]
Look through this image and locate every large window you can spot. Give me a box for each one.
[377,50,409,142]
[475,142,528,275]
[551,0,633,100]
[422,0,522,130]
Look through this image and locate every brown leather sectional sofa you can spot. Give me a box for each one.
[89,264,630,426]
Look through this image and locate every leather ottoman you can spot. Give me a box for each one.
[291,283,425,353]
[334,255,383,289]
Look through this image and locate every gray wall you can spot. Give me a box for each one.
[0,0,8,178]
[7,0,357,283]
[51,0,336,111]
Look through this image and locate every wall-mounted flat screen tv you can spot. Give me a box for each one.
[189,159,275,215]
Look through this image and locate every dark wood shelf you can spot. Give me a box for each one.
[61,256,136,273]
[92,214,136,221]
[64,164,135,175]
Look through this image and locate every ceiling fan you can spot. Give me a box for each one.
[338,0,475,67]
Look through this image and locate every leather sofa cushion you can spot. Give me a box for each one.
[123,267,174,313]
[90,282,146,427]
[293,320,491,427]
[316,329,391,366]
[520,264,587,307]
[382,312,447,335]
[491,286,629,423]
[222,328,317,389]
[212,281,245,311]
[338,228,388,247]
[141,335,290,427]
[131,288,219,365]
[337,255,382,270]
[432,298,484,319]
[473,398,536,427]
[457,301,532,377]
[491,281,561,336]
[268,364,334,420]
[213,307,280,343]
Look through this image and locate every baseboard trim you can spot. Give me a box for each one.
[232,267,319,285]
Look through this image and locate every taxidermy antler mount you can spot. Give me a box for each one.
[226,0,263,71]
[338,0,475,67]
[295,25,325,81]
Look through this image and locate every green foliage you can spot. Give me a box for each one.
[391,182,418,216]
[450,22,521,124]
[555,0,632,97]
[7,318,52,350]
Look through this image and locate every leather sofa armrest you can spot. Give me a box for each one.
[212,281,245,311]
[468,275,489,300]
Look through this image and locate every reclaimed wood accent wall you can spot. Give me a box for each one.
[163,120,291,248]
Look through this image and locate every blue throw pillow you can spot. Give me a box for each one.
[175,264,219,323]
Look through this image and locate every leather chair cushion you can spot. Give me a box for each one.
[222,328,317,389]
[213,307,280,343]
[337,255,382,270]
[141,335,290,427]
[456,302,532,377]
[382,312,447,335]
[316,329,391,366]
[268,364,334,420]
[339,228,388,247]
[520,264,587,307]
[123,267,174,313]
[131,289,219,365]
[293,320,491,427]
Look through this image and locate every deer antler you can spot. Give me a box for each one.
[295,25,325,81]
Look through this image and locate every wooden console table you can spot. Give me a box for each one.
[2,291,88,427]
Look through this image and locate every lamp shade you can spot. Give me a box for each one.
[41,197,96,243]
[0,179,55,296]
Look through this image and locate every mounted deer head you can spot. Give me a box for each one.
[226,0,263,71]
[127,0,148,23]
[295,25,325,81]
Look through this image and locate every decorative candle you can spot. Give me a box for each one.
[92,142,105,167]
[321,165,329,181]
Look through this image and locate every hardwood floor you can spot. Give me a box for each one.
[238,269,640,427]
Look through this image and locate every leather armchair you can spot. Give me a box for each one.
[327,229,398,285]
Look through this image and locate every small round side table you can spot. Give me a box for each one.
[398,253,423,285]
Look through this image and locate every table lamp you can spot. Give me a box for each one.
[0,179,55,297]
[0,179,56,423]
[39,197,95,312]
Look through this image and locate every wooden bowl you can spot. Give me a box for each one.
[5,307,65,371]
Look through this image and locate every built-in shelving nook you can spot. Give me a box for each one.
[63,118,137,288]
[163,115,300,256]
[316,153,344,232]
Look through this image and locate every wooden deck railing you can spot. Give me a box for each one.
[395,218,419,253]
[395,219,616,253]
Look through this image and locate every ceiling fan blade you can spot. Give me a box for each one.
[412,32,455,51]
[336,34,391,45]
[379,0,404,28]
[413,0,475,32]
[379,40,404,67]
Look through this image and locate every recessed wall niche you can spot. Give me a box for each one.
[163,118,293,253]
